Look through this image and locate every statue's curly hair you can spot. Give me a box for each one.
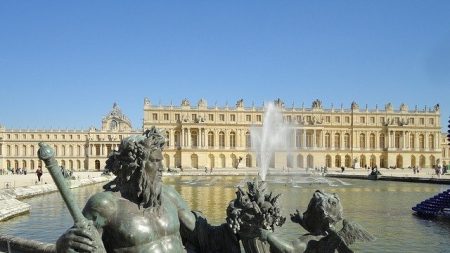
[102,127,165,197]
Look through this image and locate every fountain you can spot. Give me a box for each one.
[251,102,290,181]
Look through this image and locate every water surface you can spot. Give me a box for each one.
[1,176,449,253]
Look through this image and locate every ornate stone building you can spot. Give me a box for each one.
[144,98,446,170]
[1,99,448,171]
[0,103,141,171]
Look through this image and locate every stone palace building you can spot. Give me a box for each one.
[0,99,449,171]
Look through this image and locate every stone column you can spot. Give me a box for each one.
[170,129,175,148]
[313,129,317,149]
[302,130,306,149]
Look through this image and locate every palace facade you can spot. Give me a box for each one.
[0,103,141,171]
[0,99,449,171]
[143,98,447,170]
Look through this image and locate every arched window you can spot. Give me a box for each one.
[7,145,11,156]
[22,145,27,156]
[110,120,118,130]
[14,145,19,156]
[379,134,385,149]
[306,132,313,148]
[30,160,35,170]
[430,155,436,167]
[419,134,425,149]
[307,155,314,168]
[345,155,351,167]
[230,132,236,148]
[246,154,252,167]
[344,133,350,149]
[370,134,375,149]
[334,133,341,148]
[69,160,74,170]
[325,155,332,168]
[428,134,434,149]
[30,145,35,156]
[69,145,73,156]
[409,134,415,149]
[370,155,376,167]
[191,131,198,148]
[335,155,341,168]
[325,133,331,148]
[208,131,214,148]
[95,160,100,170]
[360,155,366,167]
[394,132,401,149]
[219,132,225,148]
[245,132,251,148]
[296,130,302,148]
[77,160,81,170]
[419,155,425,168]
[411,155,416,167]
[62,145,66,156]
[360,133,366,149]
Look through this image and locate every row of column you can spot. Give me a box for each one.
[89,143,120,156]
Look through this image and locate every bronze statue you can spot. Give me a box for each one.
[258,190,375,253]
[37,126,374,253]
[39,127,240,253]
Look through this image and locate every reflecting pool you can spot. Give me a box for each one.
[1,176,450,253]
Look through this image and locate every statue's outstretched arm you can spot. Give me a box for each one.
[260,229,306,253]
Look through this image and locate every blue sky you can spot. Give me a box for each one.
[1,1,449,131]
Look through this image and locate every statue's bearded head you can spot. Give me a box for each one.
[104,127,166,209]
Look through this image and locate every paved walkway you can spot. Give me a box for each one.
[1,168,449,189]
[0,171,104,189]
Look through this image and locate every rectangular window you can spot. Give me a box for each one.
[152,113,158,120]
[335,116,340,123]
[420,118,424,125]
[175,114,180,121]
[70,135,73,140]
[31,134,34,139]
[370,117,375,123]
[345,117,350,123]
[192,114,197,121]
[77,135,81,140]
[164,113,169,120]
[246,115,251,122]
[429,118,434,125]
[22,134,26,139]
[409,118,414,124]
[209,114,214,121]
[325,116,331,123]
[62,135,66,140]
[360,117,365,123]
[230,114,236,121]
[219,114,225,121]
[297,116,302,123]
[395,117,399,123]
[54,134,57,139]
[15,134,18,139]
[257,115,262,122]
[306,116,311,122]
[380,117,385,124]
[7,134,10,139]
[286,115,291,122]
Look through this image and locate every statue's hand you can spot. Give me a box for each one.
[290,209,303,224]
[56,224,105,253]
